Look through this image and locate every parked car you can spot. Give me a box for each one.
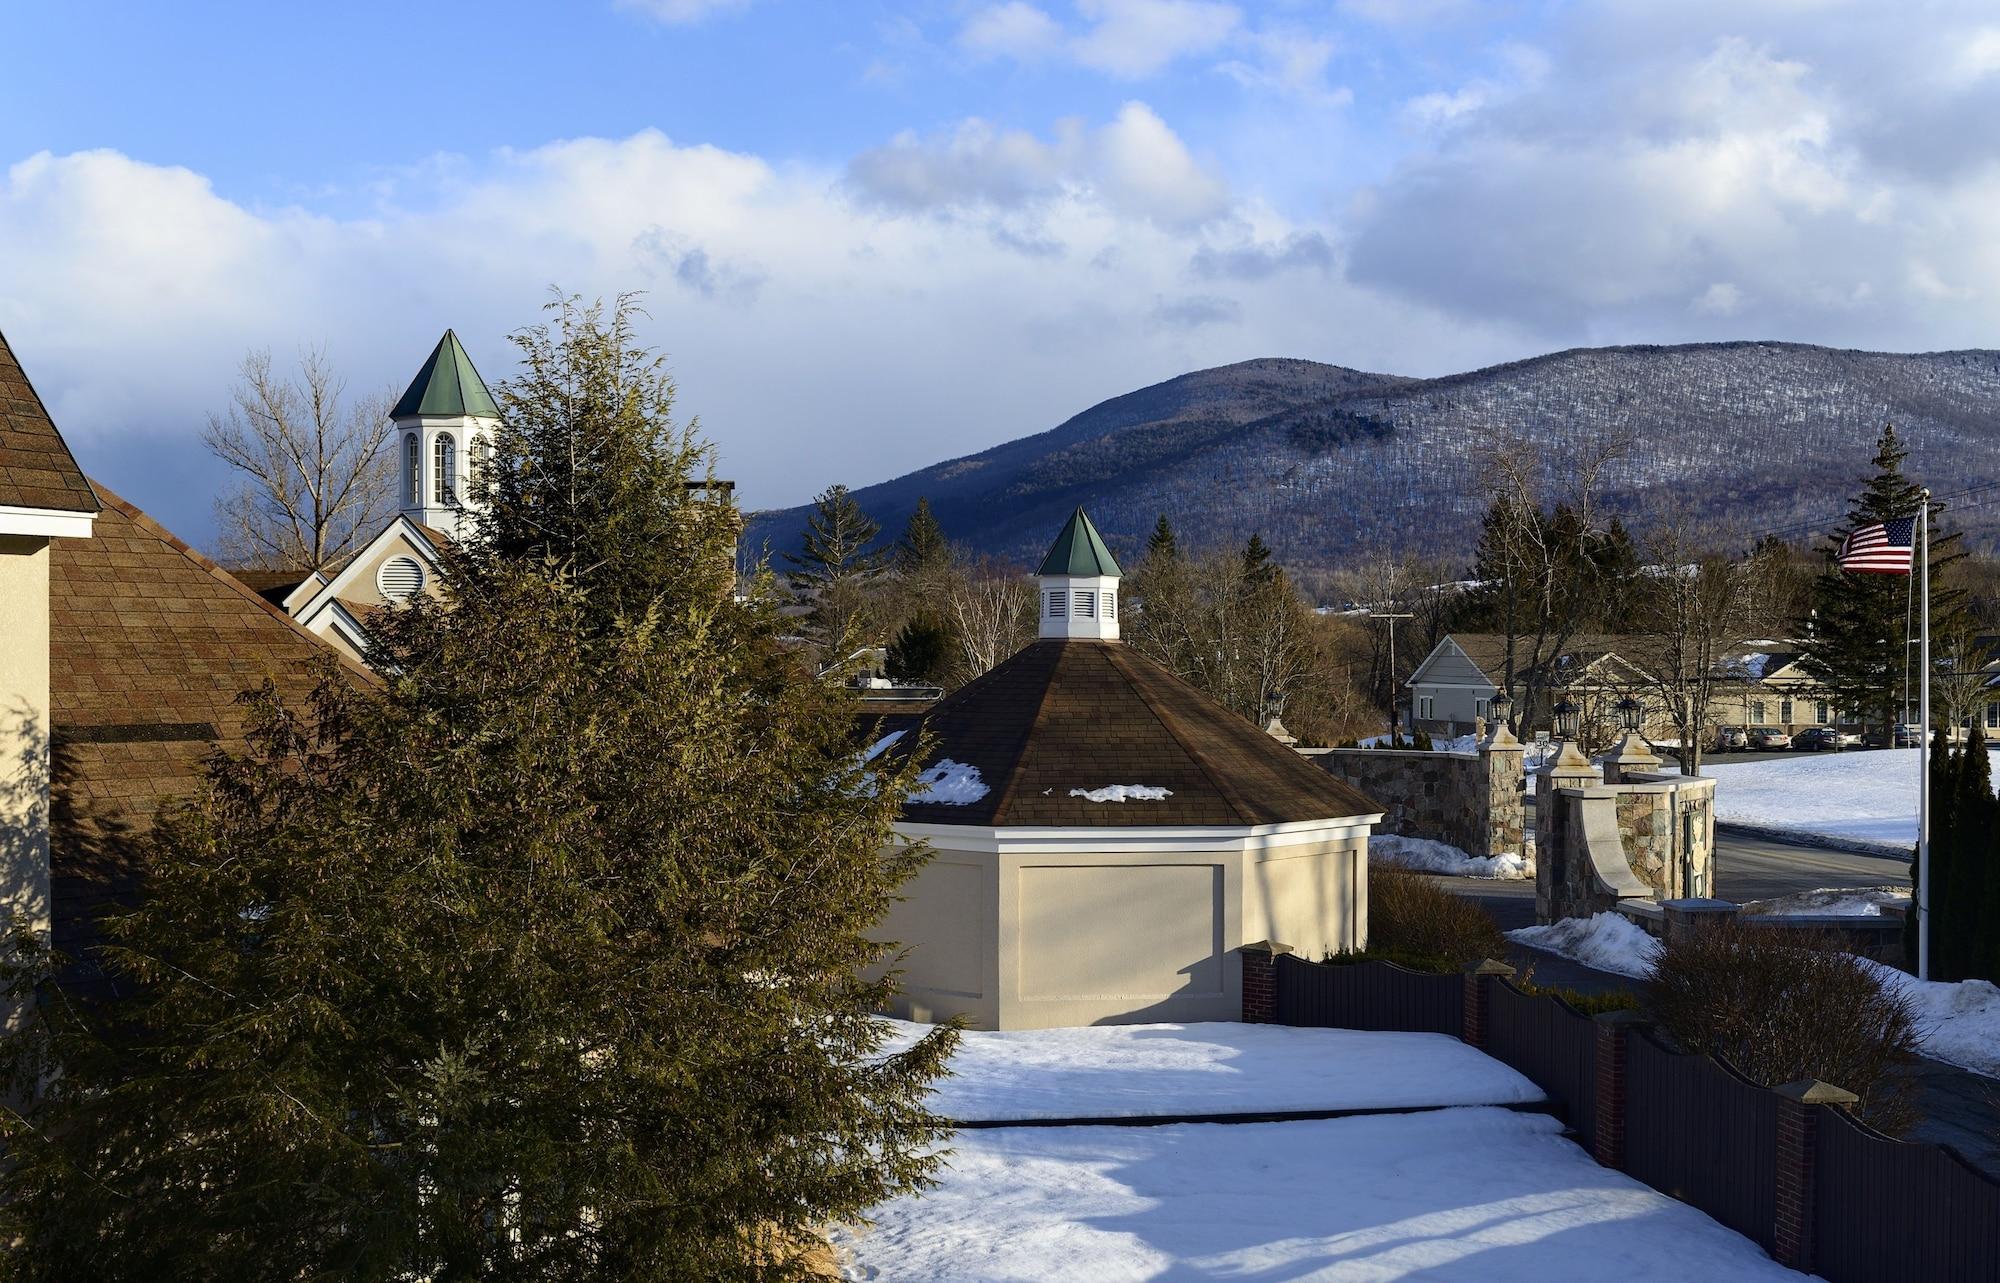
[1862,725,1924,748]
[1749,727,1794,750]
[1792,727,1855,752]
[1715,727,1749,751]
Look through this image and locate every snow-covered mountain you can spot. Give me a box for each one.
[744,342,2000,567]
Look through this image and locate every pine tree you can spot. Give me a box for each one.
[1146,513,1179,563]
[1797,425,1961,737]
[886,611,954,684]
[786,483,883,657]
[0,300,958,1281]
[895,497,950,578]
[1241,533,1276,586]
[1945,722,1992,979]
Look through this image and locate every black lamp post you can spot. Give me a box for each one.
[1489,690,1512,730]
[1553,697,1578,741]
[1616,695,1643,735]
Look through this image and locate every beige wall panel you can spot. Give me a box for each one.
[878,858,986,999]
[1246,841,1358,961]
[1015,863,1221,1000]
[0,539,51,1033]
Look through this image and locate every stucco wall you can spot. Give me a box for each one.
[1306,746,1523,858]
[873,829,1367,1029]
[0,538,51,1031]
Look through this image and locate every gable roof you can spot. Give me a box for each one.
[0,329,97,515]
[1410,633,1666,688]
[1036,507,1122,578]
[391,329,499,419]
[887,639,1378,828]
[49,484,375,997]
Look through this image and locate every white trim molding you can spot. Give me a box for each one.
[0,504,96,538]
[895,814,1383,856]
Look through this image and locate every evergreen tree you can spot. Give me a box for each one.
[1590,517,1645,631]
[1947,722,1992,979]
[886,611,954,684]
[0,301,957,1281]
[1241,533,1276,586]
[1797,425,1962,736]
[785,484,884,656]
[894,497,950,578]
[1146,513,1179,562]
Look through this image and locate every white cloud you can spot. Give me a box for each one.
[847,102,1229,228]
[957,0,1241,78]
[613,0,752,23]
[0,132,1519,548]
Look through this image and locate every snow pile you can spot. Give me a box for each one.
[873,1020,1541,1122]
[837,1109,1807,1282]
[910,759,989,805]
[1373,833,1533,880]
[1863,963,2000,1079]
[1704,748,2000,848]
[1068,784,1172,803]
[1741,887,1909,917]
[1509,913,1662,978]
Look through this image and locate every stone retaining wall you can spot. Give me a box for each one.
[1302,744,1524,858]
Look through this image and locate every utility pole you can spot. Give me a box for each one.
[1368,612,1414,731]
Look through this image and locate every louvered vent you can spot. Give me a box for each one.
[377,555,426,602]
[1046,590,1067,618]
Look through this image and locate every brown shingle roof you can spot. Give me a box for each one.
[890,639,1379,828]
[49,484,376,993]
[0,330,97,514]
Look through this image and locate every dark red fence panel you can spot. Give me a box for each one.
[1485,980,1596,1151]
[1622,1033,1776,1253]
[1273,955,1460,1035]
[1816,1105,2000,1283]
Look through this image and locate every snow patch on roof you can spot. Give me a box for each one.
[863,729,905,762]
[913,758,989,805]
[1069,784,1173,803]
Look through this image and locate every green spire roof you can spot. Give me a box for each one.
[392,329,499,419]
[1037,507,1122,578]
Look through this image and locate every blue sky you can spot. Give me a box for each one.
[5,0,2000,546]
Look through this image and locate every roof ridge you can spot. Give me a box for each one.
[1101,644,1261,825]
[86,481,382,689]
[978,642,1065,823]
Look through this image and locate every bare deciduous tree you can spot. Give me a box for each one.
[1629,508,1752,775]
[946,557,1035,680]
[204,348,394,571]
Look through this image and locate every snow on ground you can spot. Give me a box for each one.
[875,1020,1542,1122]
[1863,963,2000,1079]
[1508,913,1661,979]
[1069,784,1173,803]
[1741,887,1910,917]
[1702,748,2000,848]
[1373,833,1533,880]
[836,1109,1805,1282]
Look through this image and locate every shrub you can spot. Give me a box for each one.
[1363,863,1510,971]
[1650,923,1920,1133]
[1511,967,1643,1016]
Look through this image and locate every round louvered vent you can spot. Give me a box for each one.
[377,555,426,602]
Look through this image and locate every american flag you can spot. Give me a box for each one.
[1837,515,1917,574]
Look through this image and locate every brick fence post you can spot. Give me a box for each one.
[1592,1009,1655,1169]
[1772,1078,1858,1273]
[1461,959,1515,1048]
[1235,940,1294,1024]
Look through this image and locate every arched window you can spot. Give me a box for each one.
[433,433,456,505]
[404,433,419,505]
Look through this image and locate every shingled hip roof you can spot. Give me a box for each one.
[889,639,1379,828]
[0,329,98,517]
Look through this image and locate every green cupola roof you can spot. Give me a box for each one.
[1036,506,1122,578]
[392,329,499,420]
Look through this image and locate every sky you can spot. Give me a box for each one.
[6,0,2000,546]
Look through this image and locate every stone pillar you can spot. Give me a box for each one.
[1662,897,1739,946]
[1592,1009,1655,1169]
[1461,959,1515,1049]
[1479,723,1526,860]
[1535,742,1598,922]
[1602,731,1662,784]
[1773,1079,1858,1273]
[1236,940,1293,1024]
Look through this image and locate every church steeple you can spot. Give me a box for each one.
[1036,507,1122,641]
[393,330,498,537]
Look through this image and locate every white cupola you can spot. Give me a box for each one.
[1036,507,1122,641]
[392,329,499,539]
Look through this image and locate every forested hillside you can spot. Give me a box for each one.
[744,342,2000,568]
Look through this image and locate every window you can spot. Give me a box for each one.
[1780,698,1794,725]
[1474,697,1489,719]
[1816,701,1830,725]
[1045,590,1066,619]
[1103,590,1116,620]
[1418,696,1435,721]
[1987,702,1998,730]
[404,433,419,505]
[1750,700,1766,725]
[433,433,456,505]
[377,555,426,602]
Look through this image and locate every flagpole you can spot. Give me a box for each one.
[1918,492,1932,982]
